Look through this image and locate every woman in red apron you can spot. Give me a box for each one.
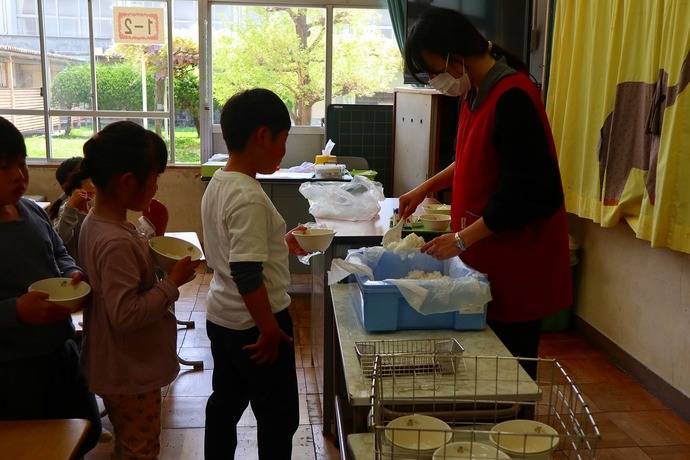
[398,7,572,378]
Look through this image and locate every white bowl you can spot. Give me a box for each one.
[422,204,451,215]
[433,441,510,459]
[385,414,452,454]
[293,228,336,252]
[490,420,559,459]
[419,214,452,232]
[149,236,203,274]
[28,278,91,312]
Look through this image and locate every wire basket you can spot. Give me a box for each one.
[355,338,465,378]
[369,355,600,459]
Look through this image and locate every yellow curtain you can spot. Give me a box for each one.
[546,1,690,252]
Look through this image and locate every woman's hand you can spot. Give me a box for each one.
[398,186,428,221]
[286,226,309,256]
[15,291,72,324]
[421,233,463,260]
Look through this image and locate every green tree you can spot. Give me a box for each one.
[108,31,200,135]
[212,7,400,125]
[96,63,154,110]
[332,10,402,101]
[51,62,154,133]
[50,64,91,135]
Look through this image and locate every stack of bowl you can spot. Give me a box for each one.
[489,420,559,459]
[384,414,452,457]
[422,204,451,215]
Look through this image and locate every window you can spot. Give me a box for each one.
[1,0,401,164]
[210,4,326,127]
[1,1,191,162]
[331,7,401,106]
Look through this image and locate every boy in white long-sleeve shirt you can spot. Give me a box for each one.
[202,88,307,459]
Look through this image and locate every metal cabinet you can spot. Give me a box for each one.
[393,87,459,201]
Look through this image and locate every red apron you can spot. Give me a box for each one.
[452,74,572,322]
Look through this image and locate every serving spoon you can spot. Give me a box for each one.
[382,216,404,249]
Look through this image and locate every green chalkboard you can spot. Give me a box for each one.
[325,104,393,195]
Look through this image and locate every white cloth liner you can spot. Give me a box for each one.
[328,246,492,315]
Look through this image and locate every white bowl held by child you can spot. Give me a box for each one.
[149,235,203,274]
[28,278,91,312]
[292,228,336,252]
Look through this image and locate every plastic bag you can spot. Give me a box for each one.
[331,247,492,315]
[299,175,385,221]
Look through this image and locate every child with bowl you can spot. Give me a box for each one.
[0,116,102,457]
[202,88,307,459]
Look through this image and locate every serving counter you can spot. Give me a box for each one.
[327,284,538,456]
[310,198,438,437]
[310,198,511,450]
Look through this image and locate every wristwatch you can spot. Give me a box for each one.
[454,232,467,252]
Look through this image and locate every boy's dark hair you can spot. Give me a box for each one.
[0,116,27,161]
[48,156,84,220]
[56,156,84,192]
[220,88,291,152]
[81,121,168,190]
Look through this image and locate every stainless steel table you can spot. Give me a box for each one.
[311,198,437,437]
[328,284,537,453]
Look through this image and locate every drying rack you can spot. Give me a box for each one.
[355,338,465,378]
[368,353,600,459]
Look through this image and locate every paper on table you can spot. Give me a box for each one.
[328,257,373,285]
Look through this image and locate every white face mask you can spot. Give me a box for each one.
[428,55,471,97]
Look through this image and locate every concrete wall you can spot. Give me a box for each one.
[568,214,690,400]
[27,165,207,237]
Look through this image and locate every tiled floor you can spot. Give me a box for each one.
[86,266,690,459]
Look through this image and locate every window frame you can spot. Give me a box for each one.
[199,0,388,163]
[2,0,390,164]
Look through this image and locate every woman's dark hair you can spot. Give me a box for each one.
[48,156,84,220]
[220,88,291,152]
[81,121,168,192]
[0,116,27,161]
[404,7,528,84]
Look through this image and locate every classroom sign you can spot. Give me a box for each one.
[113,7,165,45]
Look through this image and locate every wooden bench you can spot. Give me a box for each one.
[0,419,90,460]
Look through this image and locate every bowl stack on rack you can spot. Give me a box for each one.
[356,341,600,459]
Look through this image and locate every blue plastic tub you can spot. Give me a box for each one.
[347,250,489,332]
